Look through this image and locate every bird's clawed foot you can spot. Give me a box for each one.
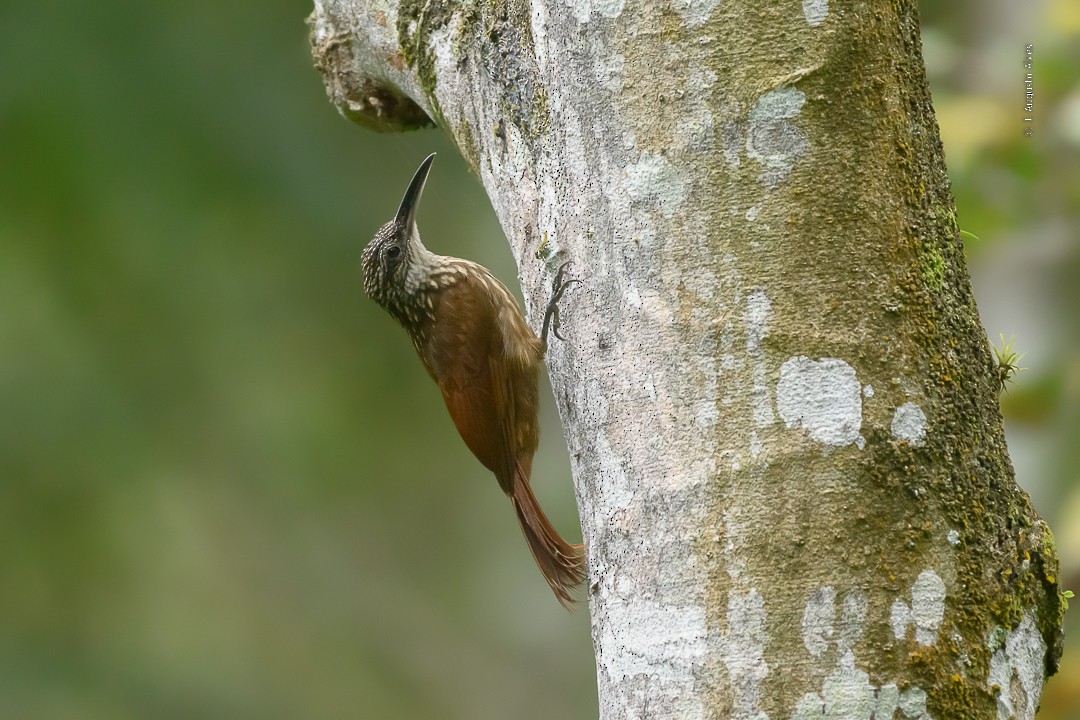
[541,261,581,345]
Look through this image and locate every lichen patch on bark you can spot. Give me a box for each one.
[986,613,1047,720]
[622,153,690,220]
[802,0,829,27]
[746,88,809,186]
[672,0,722,28]
[890,569,947,647]
[564,0,625,22]
[776,356,864,448]
[746,289,775,441]
[891,401,928,446]
[719,589,769,720]
[793,585,934,719]
[802,586,836,657]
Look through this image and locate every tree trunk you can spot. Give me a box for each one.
[309,1,1064,717]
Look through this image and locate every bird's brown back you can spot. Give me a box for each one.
[413,262,544,494]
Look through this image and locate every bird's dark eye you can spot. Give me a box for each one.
[385,245,401,260]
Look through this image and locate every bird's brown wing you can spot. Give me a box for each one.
[423,271,584,603]
[423,275,518,493]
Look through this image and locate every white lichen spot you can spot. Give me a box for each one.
[691,68,718,88]
[802,0,829,26]
[594,433,632,514]
[823,652,876,716]
[899,686,928,718]
[892,570,947,646]
[696,399,720,430]
[612,572,637,598]
[863,384,874,397]
[875,683,900,719]
[594,52,625,92]
[643,374,657,401]
[597,599,707,709]
[751,87,806,121]
[723,120,743,168]
[671,0,721,27]
[593,0,625,18]
[838,590,868,653]
[566,0,624,22]
[891,402,928,446]
[791,693,824,720]
[310,0,331,43]
[623,153,688,219]
[947,529,961,546]
[911,570,946,646]
[986,614,1047,720]
[681,107,715,154]
[746,88,808,186]
[746,290,775,429]
[683,266,718,303]
[745,205,761,221]
[776,356,862,447]
[722,507,749,582]
[529,2,549,75]
[802,587,836,657]
[749,431,764,460]
[891,598,913,641]
[720,590,769,720]
[411,19,458,113]
[794,652,875,719]
[749,380,772,439]
[796,588,929,720]
[799,587,866,660]
[682,69,718,154]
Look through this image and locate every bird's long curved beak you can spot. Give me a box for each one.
[395,153,436,233]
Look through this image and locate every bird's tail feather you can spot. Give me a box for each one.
[510,466,586,608]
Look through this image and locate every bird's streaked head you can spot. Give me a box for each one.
[362,153,436,307]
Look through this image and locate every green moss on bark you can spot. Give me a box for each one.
[861,2,1064,716]
[456,116,480,171]
[464,0,550,142]
[683,0,1061,715]
[395,0,455,124]
[395,0,549,145]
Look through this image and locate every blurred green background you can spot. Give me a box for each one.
[0,0,1075,718]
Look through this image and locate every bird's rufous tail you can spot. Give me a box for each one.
[510,466,586,608]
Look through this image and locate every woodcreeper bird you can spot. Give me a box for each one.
[361,153,586,606]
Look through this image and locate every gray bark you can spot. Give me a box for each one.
[309,1,1065,717]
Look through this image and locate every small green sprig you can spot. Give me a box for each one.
[992,334,1027,391]
[1063,590,1074,611]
